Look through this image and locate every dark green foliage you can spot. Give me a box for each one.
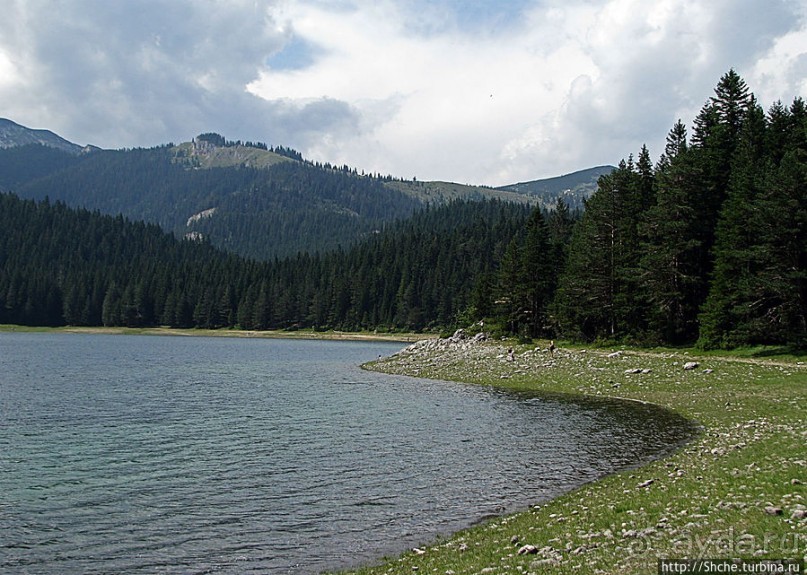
[637,121,705,343]
[187,161,421,259]
[0,194,528,331]
[0,144,83,191]
[554,70,806,348]
[4,146,421,259]
[196,133,227,147]
[494,207,554,337]
[2,71,804,348]
[553,160,649,340]
[698,99,807,348]
[0,193,240,327]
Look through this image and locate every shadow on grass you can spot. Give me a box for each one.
[707,344,807,360]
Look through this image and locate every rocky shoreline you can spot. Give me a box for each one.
[356,335,806,575]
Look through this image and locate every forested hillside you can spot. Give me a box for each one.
[497,165,614,210]
[1,70,804,348]
[0,129,598,260]
[2,144,422,259]
[0,193,536,331]
[551,70,806,348]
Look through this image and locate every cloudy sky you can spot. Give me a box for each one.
[1,0,806,186]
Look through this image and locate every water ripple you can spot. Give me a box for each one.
[0,333,694,574]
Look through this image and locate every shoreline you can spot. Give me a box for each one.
[349,336,806,575]
[0,324,432,343]
[5,324,803,573]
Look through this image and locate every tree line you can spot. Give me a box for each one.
[0,193,536,332]
[1,71,804,348]
[551,70,806,348]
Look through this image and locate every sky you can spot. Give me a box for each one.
[1,0,806,186]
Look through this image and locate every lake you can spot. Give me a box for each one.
[0,333,694,574]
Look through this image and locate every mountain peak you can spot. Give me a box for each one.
[0,118,85,155]
[497,165,616,209]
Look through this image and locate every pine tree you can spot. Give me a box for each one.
[697,99,768,347]
[520,207,553,337]
[495,230,526,335]
[690,70,753,264]
[699,98,807,348]
[554,161,646,340]
[639,121,703,343]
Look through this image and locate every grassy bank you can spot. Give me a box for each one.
[353,338,806,574]
[0,324,431,343]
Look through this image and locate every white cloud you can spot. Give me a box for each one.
[0,51,22,90]
[248,0,806,184]
[749,2,807,105]
[1,0,805,185]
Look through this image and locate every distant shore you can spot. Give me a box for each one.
[353,335,807,575]
[0,324,432,343]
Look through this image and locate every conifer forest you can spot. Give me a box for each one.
[1,71,805,348]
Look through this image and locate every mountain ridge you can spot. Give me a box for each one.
[0,118,610,258]
[0,118,90,155]
[0,118,608,204]
[497,165,616,209]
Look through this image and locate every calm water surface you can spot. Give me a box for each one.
[0,333,694,574]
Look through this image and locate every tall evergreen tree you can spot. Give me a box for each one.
[697,99,770,348]
[690,70,753,271]
[638,121,704,343]
[520,207,553,337]
[699,98,807,348]
[554,160,646,340]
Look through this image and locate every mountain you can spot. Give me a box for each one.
[0,118,88,155]
[1,140,424,259]
[385,179,534,205]
[0,120,600,259]
[172,135,535,206]
[497,165,616,210]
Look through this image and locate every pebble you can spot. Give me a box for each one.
[764,506,783,516]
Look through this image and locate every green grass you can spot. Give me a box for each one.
[347,340,806,574]
[0,324,432,342]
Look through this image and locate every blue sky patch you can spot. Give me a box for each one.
[266,36,321,71]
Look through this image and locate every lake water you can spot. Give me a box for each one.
[0,333,694,574]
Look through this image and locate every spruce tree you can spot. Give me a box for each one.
[554,161,646,340]
[639,121,703,343]
[696,98,766,347]
[520,207,553,337]
[700,97,807,348]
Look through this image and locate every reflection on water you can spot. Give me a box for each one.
[0,333,695,574]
